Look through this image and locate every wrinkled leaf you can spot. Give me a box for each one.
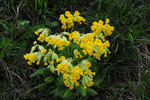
[42,68,51,78]
[51,21,59,27]
[56,75,64,86]
[44,76,54,83]
[53,87,67,97]
[75,86,87,96]
[24,83,47,94]
[87,88,97,96]
[30,68,47,78]
[62,90,74,100]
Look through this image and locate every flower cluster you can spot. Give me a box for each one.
[24,11,114,90]
[91,19,114,36]
[59,11,86,29]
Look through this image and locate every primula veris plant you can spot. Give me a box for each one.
[24,11,114,96]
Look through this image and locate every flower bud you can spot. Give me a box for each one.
[39,46,44,51]
[33,41,37,45]
[52,52,58,60]
[47,64,55,73]
[30,46,36,53]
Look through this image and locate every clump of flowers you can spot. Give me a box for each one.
[24,11,114,90]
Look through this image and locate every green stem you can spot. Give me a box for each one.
[71,25,74,33]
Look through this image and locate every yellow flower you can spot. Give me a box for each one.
[86,62,91,68]
[64,41,70,46]
[65,11,71,17]
[34,31,39,35]
[91,26,96,31]
[74,17,77,21]
[104,54,107,57]
[80,55,82,58]
[110,26,115,31]
[24,54,28,60]
[87,81,94,87]
[44,62,48,66]
[82,50,87,55]
[73,66,79,72]
[96,54,101,60]
[41,49,47,54]
[92,72,96,76]
[68,14,73,18]
[102,26,106,31]
[39,33,44,38]
[61,24,67,29]
[56,58,60,63]
[105,18,109,24]
[49,40,55,45]
[74,11,80,16]
[68,24,72,28]
[45,37,49,42]
[98,20,103,25]
[78,69,83,76]
[28,54,35,62]
[59,14,65,20]
[83,85,87,89]
[60,56,66,60]
[94,39,102,45]
[93,21,98,26]
[27,61,32,66]
[58,47,65,51]
[80,42,84,48]
[61,19,66,24]
[74,74,80,80]
[84,70,91,75]
[50,61,54,64]
[36,61,40,65]
[71,77,76,83]
[66,18,72,23]
[83,19,86,22]
[69,86,74,90]
[74,50,79,56]
[64,80,68,84]
[63,73,68,79]
[75,82,80,86]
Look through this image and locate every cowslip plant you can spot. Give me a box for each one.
[24,11,114,98]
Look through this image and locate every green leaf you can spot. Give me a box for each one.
[98,0,102,12]
[0,53,4,61]
[94,66,110,86]
[87,88,97,96]
[115,42,118,54]
[56,75,64,86]
[17,20,30,27]
[0,37,11,48]
[24,83,47,94]
[62,90,74,100]
[53,87,67,97]
[44,76,54,83]
[95,13,99,20]
[128,33,134,44]
[0,21,9,31]
[42,68,51,78]
[75,86,87,96]
[120,87,125,92]
[51,21,59,27]
[30,68,46,78]
[35,0,38,11]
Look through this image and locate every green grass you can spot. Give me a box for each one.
[0,0,150,99]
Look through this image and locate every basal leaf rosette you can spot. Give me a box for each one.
[24,11,114,90]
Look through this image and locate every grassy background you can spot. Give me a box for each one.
[0,0,150,99]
